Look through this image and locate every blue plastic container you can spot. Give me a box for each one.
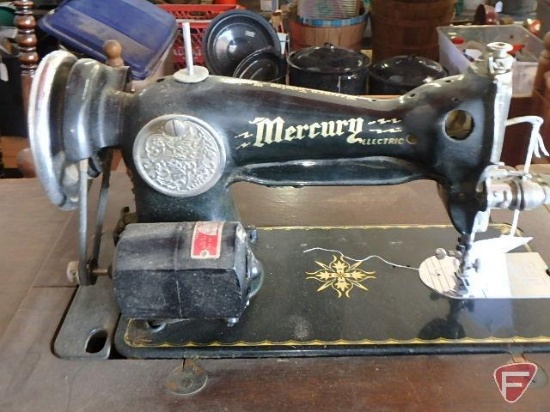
[39,0,177,80]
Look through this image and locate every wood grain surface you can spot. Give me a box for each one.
[1,171,550,411]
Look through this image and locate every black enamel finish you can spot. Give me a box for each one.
[368,55,447,95]
[287,44,369,95]
[122,69,502,236]
[115,225,550,359]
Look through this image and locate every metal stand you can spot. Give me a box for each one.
[53,276,119,360]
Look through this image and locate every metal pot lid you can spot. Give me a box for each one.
[203,9,281,76]
[287,43,368,74]
[233,47,286,82]
[370,55,447,88]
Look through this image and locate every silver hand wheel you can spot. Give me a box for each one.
[29,50,130,285]
[28,50,80,210]
[29,50,129,210]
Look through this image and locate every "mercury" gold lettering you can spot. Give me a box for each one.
[245,117,365,148]
[234,116,409,148]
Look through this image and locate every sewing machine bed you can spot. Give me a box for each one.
[102,224,550,359]
[50,223,550,359]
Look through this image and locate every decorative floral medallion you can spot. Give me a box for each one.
[133,115,225,197]
[306,255,376,298]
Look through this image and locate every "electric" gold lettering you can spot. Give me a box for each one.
[235,117,407,148]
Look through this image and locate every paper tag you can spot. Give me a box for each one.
[0,61,8,82]
[419,252,550,299]
[191,222,224,259]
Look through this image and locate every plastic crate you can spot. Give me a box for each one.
[438,25,543,97]
[40,0,177,80]
[158,4,242,69]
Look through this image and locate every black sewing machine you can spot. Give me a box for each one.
[28,42,550,360]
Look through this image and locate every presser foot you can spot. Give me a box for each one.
[418,254,485,299]
[419,239,550,299]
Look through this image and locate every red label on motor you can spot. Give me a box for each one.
[191,222,224,259]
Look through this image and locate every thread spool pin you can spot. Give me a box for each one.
[173,22,209,84]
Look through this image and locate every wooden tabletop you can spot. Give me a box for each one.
[1,170,550,411]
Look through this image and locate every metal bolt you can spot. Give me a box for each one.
[166,360,208,396]
[66,261,79,284]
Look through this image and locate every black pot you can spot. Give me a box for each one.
[287,43,369,95]
[368,55,447,95]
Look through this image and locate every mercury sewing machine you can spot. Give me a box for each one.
[27,42,550,361]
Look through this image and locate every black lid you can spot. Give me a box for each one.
[233,47,286,82]
[370,55,447,88]
[203,9,281,76]
[287,43,368,74]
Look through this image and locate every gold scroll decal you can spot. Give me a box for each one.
[235,117,404,149]
[306,255,376,298]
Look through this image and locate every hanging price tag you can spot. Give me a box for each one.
[0,56,8,82]
[0,55,10,82]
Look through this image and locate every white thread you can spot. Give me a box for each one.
[505,116,548,175]
[303,247,419,271]
[509,209,520,237]
[504,116,548,237]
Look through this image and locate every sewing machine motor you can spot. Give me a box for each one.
[113,221,262,323]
